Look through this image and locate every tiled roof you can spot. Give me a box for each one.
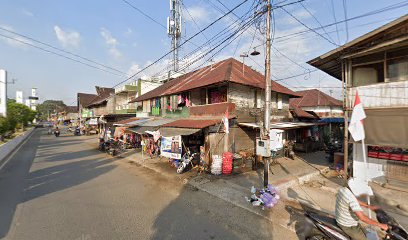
[77,93,97,107]
[290,89,342,108]
[130,58,300,103]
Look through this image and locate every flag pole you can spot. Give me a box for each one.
[361,138,372,219]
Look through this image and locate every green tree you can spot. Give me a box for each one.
[7,100,37,130]
[36,100,66,121]
[0,116,9,135]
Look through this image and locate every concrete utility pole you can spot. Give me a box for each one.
[168,0,182,72]
[263,0,272,187]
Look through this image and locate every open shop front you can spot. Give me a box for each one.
[159,127,204,169]
[352,108,408,187]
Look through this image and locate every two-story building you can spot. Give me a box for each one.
[308,15,408,186]
[128,57,302,162]
[290,89,344,144]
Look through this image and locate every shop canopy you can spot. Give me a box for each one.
[238,122,324,130]
[159,127,201,137]
[318,118,344,123]
[113,118,150,127]
[126,118,176,134]
[356,108,408,148]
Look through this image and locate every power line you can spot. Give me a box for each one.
[181,2,210,42]
[342,0,349,43]
[148,0,260,78]
[0,26,128,76]
[0,32,125,77]
[299,1,336,44]
[280,7,340,47]
[252,1,408,48]
[330,0,341,44]
[113,0,251,88]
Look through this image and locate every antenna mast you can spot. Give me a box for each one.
[167,0,182,72]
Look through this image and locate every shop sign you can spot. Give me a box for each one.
[161,135,182,159]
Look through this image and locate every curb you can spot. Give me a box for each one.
[0,128,36,170]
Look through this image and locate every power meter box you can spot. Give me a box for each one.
[256,138,271,157]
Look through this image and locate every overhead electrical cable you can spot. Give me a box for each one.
[112,0,251,88]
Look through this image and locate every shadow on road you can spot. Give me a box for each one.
[0,129,116,239]
[148,163,276,239]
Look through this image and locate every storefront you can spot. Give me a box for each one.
[352,108,408,187]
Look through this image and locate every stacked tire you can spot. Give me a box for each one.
[222,152,233,175]
[211,155,222,175]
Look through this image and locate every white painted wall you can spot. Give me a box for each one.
[348,81,408,109]
[353,142,385,180]
[139,81,162,97]
[0,70,7,117]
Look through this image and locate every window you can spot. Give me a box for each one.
[352,62,384,86]
[208,86,227,104]
[387,57,408,82]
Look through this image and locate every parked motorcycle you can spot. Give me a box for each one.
[177,150,199,174]
[74,127,81,136]
[325,140,342,163]
[304,209,407,240]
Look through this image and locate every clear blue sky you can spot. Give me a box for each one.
[0,0,406,104]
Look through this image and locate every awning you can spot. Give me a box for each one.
[114,127,127,137]
[160,127,201,137]
[318,118,344,123]
[239,122,323,130]
[127,126,157,134]
[113,118,150,126]
[362,108,408,148]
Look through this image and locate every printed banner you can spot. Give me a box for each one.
[161,135,182,159]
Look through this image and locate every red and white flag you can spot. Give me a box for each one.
[223,109,229,134]
[348,91,366,141]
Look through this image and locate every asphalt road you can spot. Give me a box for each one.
[0,129,295,240]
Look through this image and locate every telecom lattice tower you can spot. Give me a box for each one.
[167,0,182,72]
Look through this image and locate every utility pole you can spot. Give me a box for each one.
[168,0,182,73]
[263,0,272,187]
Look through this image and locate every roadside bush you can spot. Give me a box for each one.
[0,116,9,136]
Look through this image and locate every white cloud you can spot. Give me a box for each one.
[185,6,209,23]
[21,9,34,17]
[100,28,122,59]
[54,26,81,48]
[279,9,313,26]
[0,24,32,49]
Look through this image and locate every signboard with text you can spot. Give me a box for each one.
[160,136,182,159]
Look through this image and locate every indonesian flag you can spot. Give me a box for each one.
[223,109,229,134]
[348,91,366,141]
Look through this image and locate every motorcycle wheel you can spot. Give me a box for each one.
[177,165,184,174]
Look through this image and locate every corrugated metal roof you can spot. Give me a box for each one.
[307,15,408,80]
[161,118,222,129]
[138,118,176,127]
[239,122,324,130]
[290,106,317,119]
[113,117,150,126]
[160,127,201,137]
[130,58,300,103]
[290,89,342,108]
[189,102,235,117]
[77,93,97,107]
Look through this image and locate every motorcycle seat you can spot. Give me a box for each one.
[307,212,346,235]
